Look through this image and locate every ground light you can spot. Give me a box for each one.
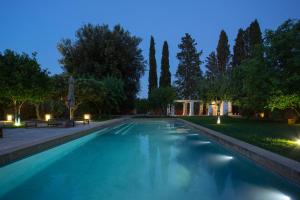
[45,114,51,121]
[6,114,13,122]
[217,116,221,124]
[14,117,21,127]
[84,114,91,121]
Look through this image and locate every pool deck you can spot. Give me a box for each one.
[178,118,300,186]
[0,117,130,166]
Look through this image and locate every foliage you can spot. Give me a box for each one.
[50,74,106,117]
[148,87,176,114]
[267,94,300,117]
[248,19,263,56]
[205,51,219,79]
[175,33,202,99]
[0,50,50,122]
[102,76,126,114]
[265,19,300,95]
[237,54,274,115]
[58,24,145,110]
[243,19,263,58]
[135,98,150,114]
[216,30,230,73]
[232,29,247,67]
[205,74,231,102]
[159,41,171,88]
[148,36,158,97]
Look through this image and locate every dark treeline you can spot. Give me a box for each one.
[0,24,146,122]
[143,19,300,119]
[0,19,299,120]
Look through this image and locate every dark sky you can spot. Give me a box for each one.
[1,0,300,98]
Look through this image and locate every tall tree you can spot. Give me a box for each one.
[205,51,219,79]
[216,30,230,73]
[148,36,158,97]
[58,24,145,110]
[265,19,300,117]
[159,41,171,88]
[232,29,247,67]
[175,33,202,99]
[249,19,263,50]
[244,19,263,57]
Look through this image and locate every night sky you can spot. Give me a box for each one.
[1,0,300,98]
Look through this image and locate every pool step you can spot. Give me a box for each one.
[121,122,136,135]
[114,122,134,135]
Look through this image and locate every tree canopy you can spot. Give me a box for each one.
[175,33,202,99]
[148,36,158,97]
[232,29,247,67]
[0,50,50,123]
[159,41,171,88]
[58,24,145,110]
[149,87,176,115]
[216,30,230,73]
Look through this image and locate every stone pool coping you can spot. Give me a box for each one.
[0,117,130,166]
[178,118,300,186]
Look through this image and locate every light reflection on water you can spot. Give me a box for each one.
[0,120,299,200]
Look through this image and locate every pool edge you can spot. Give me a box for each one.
[0,117,131,167]
[177,118,300,187]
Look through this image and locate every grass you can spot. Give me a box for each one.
[181,116,300,162]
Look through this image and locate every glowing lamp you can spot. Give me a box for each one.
[84,114,91,120]
[14,120,21,127]
[296,139,300,146]
[217,116,221,124]
[259,112,265,118]
[6,114,13,122]
[45,114,51,121]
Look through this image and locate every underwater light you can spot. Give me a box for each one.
[215,155,234,162]
[195,141,211,145]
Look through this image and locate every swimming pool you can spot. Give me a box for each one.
[0,119,299,200]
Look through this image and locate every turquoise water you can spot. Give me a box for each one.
[0,119,299,200]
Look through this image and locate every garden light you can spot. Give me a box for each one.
[6,114,13,122]
[45,114,51,121]
[217,116,221,124]
[84,114,91,120]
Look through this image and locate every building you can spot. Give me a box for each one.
[167,100,233,116]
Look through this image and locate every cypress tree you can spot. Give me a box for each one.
[232,29,247,67]
[244,19,263,57]
[175,33,202,99]
[249,19,262,49]
[148,36,158,97]
[216,30,230,73]
[159,41,171,88]
[205,51,218,79]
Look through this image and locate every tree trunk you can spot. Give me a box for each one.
[293,108,300,117]
[70,104,79,120]
[34,104,42,120]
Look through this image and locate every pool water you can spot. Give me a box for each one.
[0,119,299,200]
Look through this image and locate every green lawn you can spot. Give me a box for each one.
[181,116,300,162]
